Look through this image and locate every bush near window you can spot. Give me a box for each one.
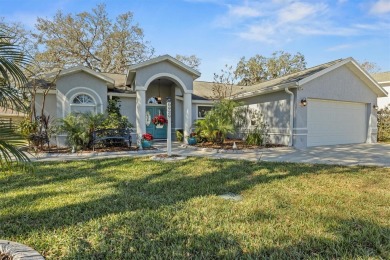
[195,100,240,144]
[377,105,390,142]
[102,98,133,129]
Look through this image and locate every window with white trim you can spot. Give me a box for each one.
[197,105,212,119]
[70,94,96,114]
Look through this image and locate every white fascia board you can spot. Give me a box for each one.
[127,55,201,78]
[297,58,352,86]
[232,82,297,100]
[107,92,136,98]
[192,99,214,104]
[47,66,115,86]
[298,57,388,97]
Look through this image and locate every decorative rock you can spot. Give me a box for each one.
[0,240,44,260]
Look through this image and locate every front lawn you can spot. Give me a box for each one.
[1,158,389,259]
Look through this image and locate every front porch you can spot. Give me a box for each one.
[125,55,201,142]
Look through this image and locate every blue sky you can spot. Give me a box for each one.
[1,0,389,81]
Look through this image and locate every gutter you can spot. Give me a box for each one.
[284,87,294,147]
[232,82,297,100]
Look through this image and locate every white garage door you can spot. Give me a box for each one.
[307,99,367,147]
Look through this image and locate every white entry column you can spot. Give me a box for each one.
[183,92,192,143]
[136,89,146,136]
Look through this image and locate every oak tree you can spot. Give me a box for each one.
[34,4,154,74]
[235,51,306,85]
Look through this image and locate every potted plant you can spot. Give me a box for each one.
[187,132,197,145]
[152,115,168,128]
[141,133,153,148]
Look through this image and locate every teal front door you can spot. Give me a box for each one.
[146,106,167,139]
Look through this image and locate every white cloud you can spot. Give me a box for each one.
[370,0,390,14]
[238,24,276,43]
[228,5,262,18]
[211,0,388,45]
[278,2,327,23]
[326,44,353,52]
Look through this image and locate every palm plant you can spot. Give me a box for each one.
[195,100,239,144]
[56,114,90,150]
[0,27,31,170]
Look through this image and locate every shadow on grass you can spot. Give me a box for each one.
[250,218,390,259]
[1,157,388,258]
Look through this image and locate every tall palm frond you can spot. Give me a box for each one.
[0,27,31,171]
[0,29,29,87]
[0,123,30,170]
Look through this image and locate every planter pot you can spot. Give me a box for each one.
[155,124,164,129]
[141,140,153,148]
[187,137,197,145]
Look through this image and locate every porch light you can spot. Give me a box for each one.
[301,98,307,107]
[373,104,378,110]
[157,79,162,104]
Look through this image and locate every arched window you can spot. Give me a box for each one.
[70,94,96,114]
[73,94,94,104]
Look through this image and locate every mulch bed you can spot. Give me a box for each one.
[28,145,155,154]
[193,139,285,150]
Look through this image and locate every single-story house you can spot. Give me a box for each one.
[20,55,389,148]
[372,71,390,109]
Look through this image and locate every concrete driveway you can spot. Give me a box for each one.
[172,143,390,167]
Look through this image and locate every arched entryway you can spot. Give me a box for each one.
[126,55,201,144]
[142,74,189,140]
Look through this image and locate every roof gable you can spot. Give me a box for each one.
[298,58,387,97]
[231,58,388,99]
[46,66,115,86]
[126,55,201,86]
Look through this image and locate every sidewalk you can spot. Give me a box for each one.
[29,142,390,167]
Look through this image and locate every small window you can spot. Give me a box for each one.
[73,94,94,104]
[197,106,212,119]
[71,94,96,114]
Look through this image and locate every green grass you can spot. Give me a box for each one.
[1,157,389,259]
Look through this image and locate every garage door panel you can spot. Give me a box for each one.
[307,99,367,147]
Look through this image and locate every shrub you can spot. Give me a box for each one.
[245,122,270,146]
[56,114,90,150]
[176,130,183,142]
[103,98,133,129]
[195,100,240,143]
[378,105,390,142]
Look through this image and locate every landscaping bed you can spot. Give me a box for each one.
[193,139,285,150]
[28,145,155,154]
[2,158,389,259]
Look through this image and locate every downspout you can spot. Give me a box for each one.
[284,88,294,147]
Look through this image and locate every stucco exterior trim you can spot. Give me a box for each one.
[142,72,193,94]
[63,87,104,117]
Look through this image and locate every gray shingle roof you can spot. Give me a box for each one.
[193,58,344,100]
[372,71,390,83]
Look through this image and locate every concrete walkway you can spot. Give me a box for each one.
[31,142,390,167]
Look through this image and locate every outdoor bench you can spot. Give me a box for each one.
[92,128,133,151]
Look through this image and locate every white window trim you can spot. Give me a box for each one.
[196,104,213,119]
[69,92,97,114]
